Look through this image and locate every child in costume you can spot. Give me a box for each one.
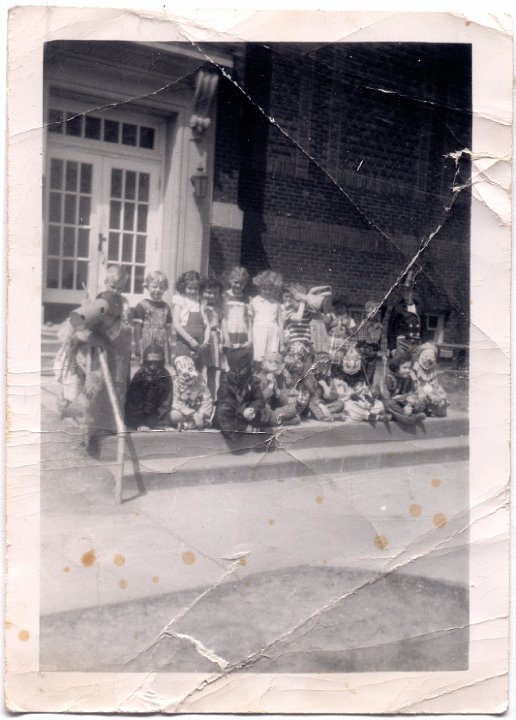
[308,352,347,421]
[214,348,267,435]
[381,350,426,424]
[250,270,284,368]
[170,354,213,430]
[133,271,173,362]
[335,345,389,423]
[258,351,299,426]
[221,266,252,350]
[172,270,210,366]
[387,273,421,356]
[412,342,449,417]
[282,284,314,351]
[54,292,132,456]
[201,277,224,398]
[327,297,357,377]
[282,345,312,421]
[124,342,173,430]
[355,299,386,385]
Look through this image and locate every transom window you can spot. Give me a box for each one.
[47,107,156,150]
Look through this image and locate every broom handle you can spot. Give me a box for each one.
[97,347,126,434]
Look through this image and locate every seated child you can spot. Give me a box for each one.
[201,277,224,398]
[124,343,173,430]
[327,297,357,376]
[282,345,312,421]
[133,271,173,362]
[250,270,284,367]
[412,342,449,417]
[282,284,314,351]
[355,299,386,385]
[335,345,389,423]
[221,266,252,350]
[258,351,299,426]
[381,350,426,425]
[170,354,213,430]
[172,271,210,366]
[214,348,266,434]
[308,352,347,421]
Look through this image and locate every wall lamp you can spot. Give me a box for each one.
[190,165,209,199]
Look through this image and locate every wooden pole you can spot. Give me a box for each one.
[98,347,126,504]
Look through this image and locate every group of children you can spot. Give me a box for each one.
[54,263,449,453]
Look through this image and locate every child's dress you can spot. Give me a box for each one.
[133,298,172,359]
[250,295,282,362]
[172,294,208,358]
[327,314,357,367]
[204,304,223,370]
[222,290,250,347]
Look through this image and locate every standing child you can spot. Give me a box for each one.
[221,266,252,350]
[356,299,386,385]
[327,297,357,377]
[172,270,210,367]
[104,264,131,325]
[250,270,284,369]
[133,271,173,362]
[282,284,314,352]
[201,277,224,398]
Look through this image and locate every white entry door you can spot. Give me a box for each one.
[43,102,164,307]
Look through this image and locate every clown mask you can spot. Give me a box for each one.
[342,346,362,376]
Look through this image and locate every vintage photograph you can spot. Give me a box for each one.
[38,39,472,674]
[5,5,512,714]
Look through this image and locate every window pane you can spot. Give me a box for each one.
[62,260,74,289]
[109,200,121,229]
[76,261,88,290]
[64,194,77,224]
[108,232,120,261]
[65,112,82,137]
[125,171,136,200]
[104,119,119,143]
[134,265,145,294]
[79,196,91,226]
[49,192,62,223]
[135,235,146,264]
[65,161,78,192]
[136,204,148,233]
[78,228,89,257]
[122,123,137,146]
[123,202,135,231]
[139,126,155,149]
[48,225,60,256]
[85,116,101,140]
[63,226,75,257]
[50,159,63,190]
[121,265,133,292]
[122,234,133,262]
[138,173,149,202]
[48,109,64,134]
[80,164,92,194]
[111,169,122,198]
[46,258,59,288]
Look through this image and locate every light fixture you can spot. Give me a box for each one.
[190,165,209,199]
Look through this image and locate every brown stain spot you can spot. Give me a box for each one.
[268,518,275,525]
[433,512,447,528]
[465,19,471,26]
[152,576,159,584]
[18,630,30,642]
[63,566,70,573]
[409,503,422,518]
[4,621,13,630]
[431,478,441,488]
[182,551,196,565]
[374,535,389,550]
[113,554,125,567]
[315,495,324,504]
[386,451,396,457]
[244,580,251,587]
[239,557,247,566]
[119,579,128,590]
[322,559,328,565]
[81,549,96,568]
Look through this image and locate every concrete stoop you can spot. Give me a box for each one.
[100,410,468,497]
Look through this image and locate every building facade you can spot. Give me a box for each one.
[43,41,471,345]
